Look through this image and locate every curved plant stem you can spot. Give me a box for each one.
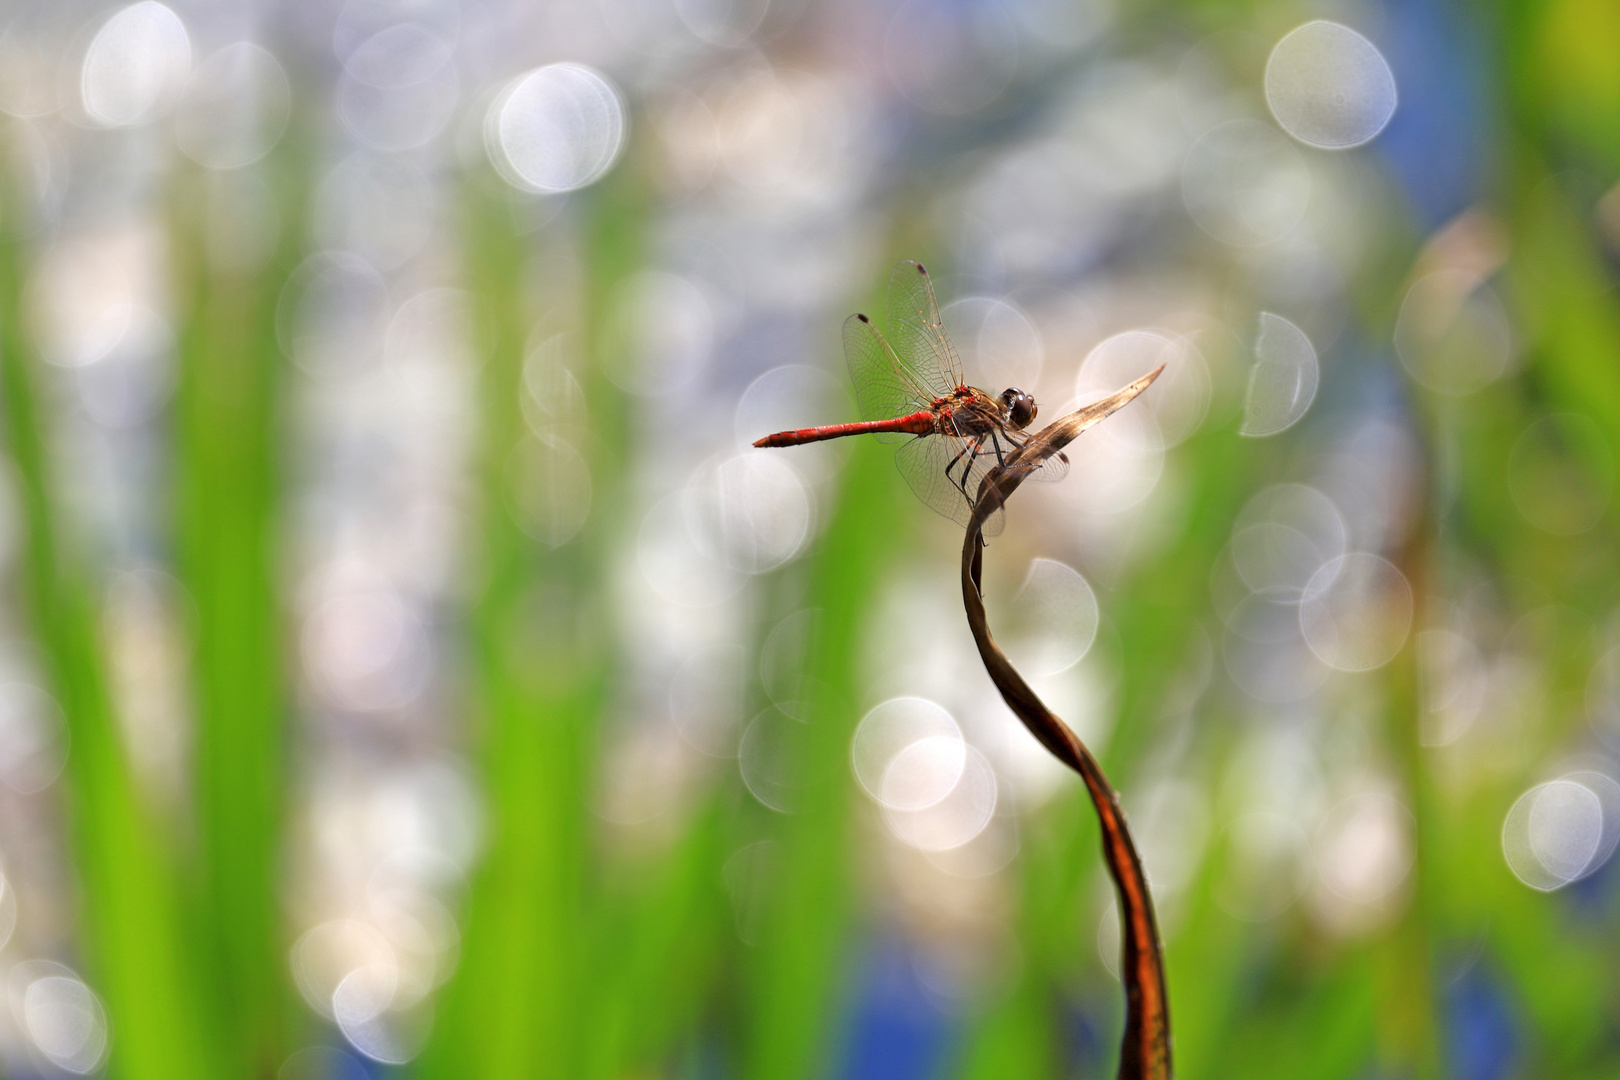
[960,366,1171,1080]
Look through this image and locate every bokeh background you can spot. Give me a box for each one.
[0,0,1615,1076]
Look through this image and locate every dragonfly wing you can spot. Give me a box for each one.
[892,433,1006,537]
[1022,447,1070,484]
[843,312,932,443]
[886,261,965,399]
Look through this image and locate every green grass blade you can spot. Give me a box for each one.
[738,436,912,1080]
[0,161,211,1080]
[418,159,647,1079]
[168,140,310,1075]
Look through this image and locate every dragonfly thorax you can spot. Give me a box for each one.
[1001,387,1038,430]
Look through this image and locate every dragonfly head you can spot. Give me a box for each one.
[1001,387,1038,430]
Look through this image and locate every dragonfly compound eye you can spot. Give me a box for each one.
[1002,388,1037,429]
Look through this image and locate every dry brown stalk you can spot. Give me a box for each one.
[959,366,1171,1080]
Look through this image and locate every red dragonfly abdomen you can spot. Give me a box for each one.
[753,410,934,447]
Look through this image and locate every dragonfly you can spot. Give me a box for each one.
[753,260,1066,535]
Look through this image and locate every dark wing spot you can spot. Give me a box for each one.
[916,262,927,275]
[856,312,870,323]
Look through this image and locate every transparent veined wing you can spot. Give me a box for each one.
[843,311,934,443]
[896,424,1072,535]
[885,260,965,400]
[1024,449,1069,484]
[843,261,1072,533]
[893,430,1005,535]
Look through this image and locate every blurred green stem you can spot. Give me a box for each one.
[169,144,307,1077]
[0,153,210,1080]
[740,436,907,1080]
[420,160,647,1078]
[1378,456,1444,1079]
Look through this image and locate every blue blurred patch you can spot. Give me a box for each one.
[1443,958,1520,1080]
[1373,0,1492,228]
[1060,994,1109,1077]
[1565,836,1620,918]
[835,936,954,1080]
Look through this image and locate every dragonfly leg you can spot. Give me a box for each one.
[941,439,971,497]
[987,429,1009,467]
[941,436,979,507]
